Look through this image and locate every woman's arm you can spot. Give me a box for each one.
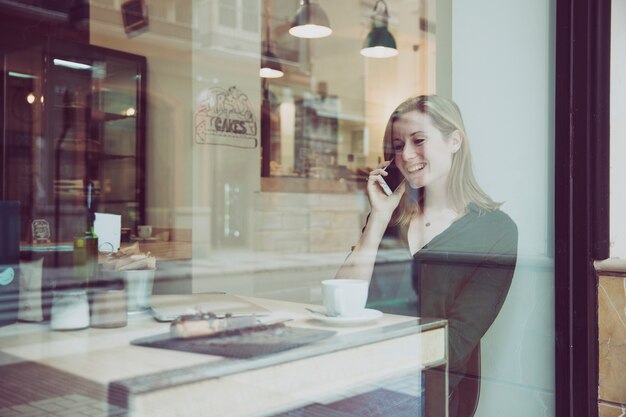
[335,212,392,281]
[335,164,405,281]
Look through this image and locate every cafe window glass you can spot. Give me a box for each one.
[0,1,557,416]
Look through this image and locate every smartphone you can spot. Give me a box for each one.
[379,159,404,196]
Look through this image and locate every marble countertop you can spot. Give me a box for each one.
[595,258,626,274]
[0,295,448,417]
[114,302,446,397]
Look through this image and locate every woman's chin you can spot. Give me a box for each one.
[406,179,426,189]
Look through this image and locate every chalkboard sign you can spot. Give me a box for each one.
[31,219,51,243]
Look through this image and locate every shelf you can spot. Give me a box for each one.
[92,110,136,122]
[100,199,138,204]
[100,154,136,160]
[55,104,87,109]
[54,106,136,122]
[295,137,338,144]
[53,195,99,202]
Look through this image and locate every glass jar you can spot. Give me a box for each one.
[50,290,89,330]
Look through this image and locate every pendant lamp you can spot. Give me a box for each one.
[361,0,398,58]
[289,0,332,39]
[260,46,284,78]
[260,3,283,78]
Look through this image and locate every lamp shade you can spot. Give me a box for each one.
[360,26,398,58]
[260,49,284,78]
[289,0,332,39]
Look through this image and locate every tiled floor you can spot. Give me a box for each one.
[0,394,126,417]
[270,388,423,417]
[0,353,126,417]
[0,350,420,417]
[268,374,423,417]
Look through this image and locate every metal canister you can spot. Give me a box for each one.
[90,279,127,328]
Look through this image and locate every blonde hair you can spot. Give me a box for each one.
[383,95,500,229]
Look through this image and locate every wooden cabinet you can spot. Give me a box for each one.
[1,39,146,242]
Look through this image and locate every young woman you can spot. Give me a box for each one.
[336,95,518,417]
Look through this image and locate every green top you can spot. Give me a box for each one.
[368,203,518,417]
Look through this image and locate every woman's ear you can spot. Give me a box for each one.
[450,130,462,153]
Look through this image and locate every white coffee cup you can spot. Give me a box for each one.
[322,279,369,317]
[137,225,152,239]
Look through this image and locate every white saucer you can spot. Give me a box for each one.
[308,308,383,325]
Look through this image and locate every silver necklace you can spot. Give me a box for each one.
[422,211,431,227]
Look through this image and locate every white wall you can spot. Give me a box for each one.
[451,0,555,416]
[190,1,262,270]
[453,0,554,259]
[610,0,626,258]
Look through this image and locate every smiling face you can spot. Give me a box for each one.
[390,110,460,190]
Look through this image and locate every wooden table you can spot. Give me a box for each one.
[0,295,448,417]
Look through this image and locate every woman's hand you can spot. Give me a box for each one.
[366,161,406,220]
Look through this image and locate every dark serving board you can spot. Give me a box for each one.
[131,324,336,359]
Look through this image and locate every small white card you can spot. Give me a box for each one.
[94,213,121,253]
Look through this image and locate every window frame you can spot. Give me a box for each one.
[554,0,610,416]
